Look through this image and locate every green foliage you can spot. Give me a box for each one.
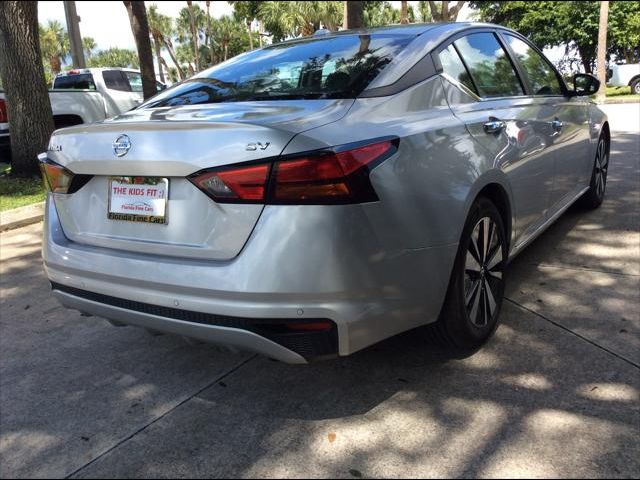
[472,1,640,72]
[363,1,418,27]
[87,48,139,69]
[258,1,343,42]
[39,20,69,83]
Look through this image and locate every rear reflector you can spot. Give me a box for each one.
[0,98,7,123]
[284,321,333,332]
[188,138,397,205]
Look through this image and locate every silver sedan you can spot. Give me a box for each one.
[40,22,609,363]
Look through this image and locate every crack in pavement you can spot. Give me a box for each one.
[505,297,640,370]
[64,354,258,479]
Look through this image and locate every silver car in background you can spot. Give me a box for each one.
[40,23,610,364]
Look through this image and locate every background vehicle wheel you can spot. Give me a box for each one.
[631,78,640,95]
[578,134,609,209]
[429,197,507,350]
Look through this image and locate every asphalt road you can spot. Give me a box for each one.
[1,104,639,479]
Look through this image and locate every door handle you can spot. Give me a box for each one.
[483,118,506,134]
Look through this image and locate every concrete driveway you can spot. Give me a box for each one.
[1,104,638,479]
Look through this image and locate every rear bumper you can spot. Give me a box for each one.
[43,194,458,362]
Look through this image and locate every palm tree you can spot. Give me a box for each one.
[82,36,96,59]
[186,0,200,71]
[229,1,260,50]
[176,4,206,72]
[259,1,343,41]
[123,1,156,99]
[39,20,69,75]
[344,1,364,29]
[147,4,185,81]
[400,1,409,24]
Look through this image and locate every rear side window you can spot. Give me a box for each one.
[503,34,563,96]
[453,33,523,98]
[53,74,96,90]
[438,44,476,94]
[103,71,131,92]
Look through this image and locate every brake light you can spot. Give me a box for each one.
[39,159,74,193]
[0,99,7,123]
[188,138,397,205]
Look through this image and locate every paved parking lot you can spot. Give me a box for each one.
[1,104,638,478]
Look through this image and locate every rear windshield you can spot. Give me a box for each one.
[142,34,413,107]
[53,73,96,90]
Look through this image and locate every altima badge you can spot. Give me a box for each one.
[113,134,132,157]
[246,142,270,151]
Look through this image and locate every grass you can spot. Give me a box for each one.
[604,85,640,102]
[0,164,46,212]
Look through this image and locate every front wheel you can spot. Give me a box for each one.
[429,197,507,350]
[579,134,609,209]
[631,78,640,95]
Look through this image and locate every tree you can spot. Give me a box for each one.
[472,1,639,73]
[147,4,185,80]
[344,1,364,29]
[400,1,409,24]
[596,1,609,102]
[87,47,139,68]
[427,1,467,21]
[0,1,54,176]
[176,4,206,71]
[82,36,96,58]
[186,0,200,71]
[230,1,261,50]
[39,20,69,76]
[123,1,156,99]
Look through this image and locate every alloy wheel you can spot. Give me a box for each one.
[464,217,504,328]
[594,138,609,199]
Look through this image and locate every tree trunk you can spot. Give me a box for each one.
[164,38,185,80]
[123,1,156,99]
[0,1,54,177]
[186,0,200,72]
[154,36,165,83]
[343,1,364,29]
[247,20,253,50]
[596,0,609,102]
[400,1,409,24]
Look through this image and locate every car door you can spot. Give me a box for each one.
[499,32,591,209]
[101,70,141,113]
[438,31,557,245]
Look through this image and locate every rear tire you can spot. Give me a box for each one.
[578,134,609,209]
[631,78,640,95]
[429,197,507,350]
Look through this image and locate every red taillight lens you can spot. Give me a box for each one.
[189,163,270,202]
[39,159,74,193]
[0,99,7,123]
[188,138,396,205]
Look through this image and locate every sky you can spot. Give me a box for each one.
[37,1,563,68]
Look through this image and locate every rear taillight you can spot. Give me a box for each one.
[39,158,75,193]
[188,138,397,205]
[0,99,7,123]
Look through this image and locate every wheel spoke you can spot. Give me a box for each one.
[465,279,480,307]
[482,218,491,262]
[469,281,482,324]
[465,250,482,274]
[487,244,503,271]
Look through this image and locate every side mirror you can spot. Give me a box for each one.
[571,73,600,96]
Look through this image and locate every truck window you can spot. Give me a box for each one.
[103,71,131,92]
[123,72,143,92]
[53,73,96,90]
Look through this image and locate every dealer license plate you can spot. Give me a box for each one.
[107,177,169,224]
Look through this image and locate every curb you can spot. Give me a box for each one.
[0,202,45,232]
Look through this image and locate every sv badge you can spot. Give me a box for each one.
[246,142,270,151]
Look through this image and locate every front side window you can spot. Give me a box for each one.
[124,72,143,92]
[503,34,563,96]
[103,71,130,92]
[438,44,476,94]
[142,34,414,108]
[454,33,523,98]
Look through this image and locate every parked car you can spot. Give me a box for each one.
[607,62,640,94]
[1,68,166,161]
[51,68,167,124]
[39,23,609,364]
[0,91,9,161]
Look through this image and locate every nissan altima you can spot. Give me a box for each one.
[39,23,610,363]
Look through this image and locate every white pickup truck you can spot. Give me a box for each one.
[0,68,166,160]
[607,63,640,94]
